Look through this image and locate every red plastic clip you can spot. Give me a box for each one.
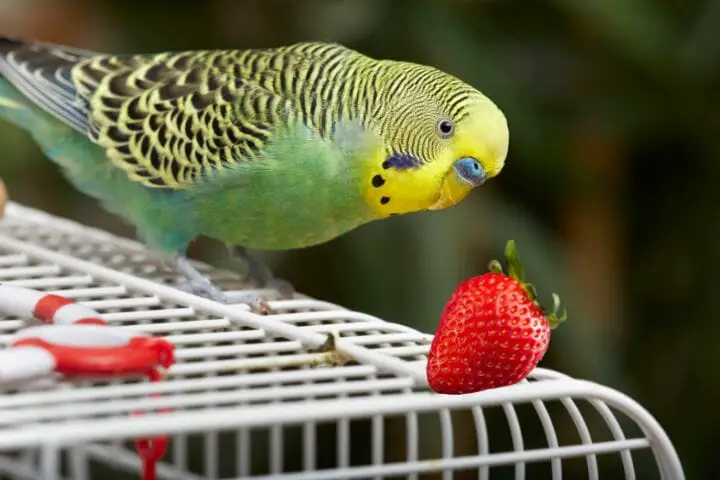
[11,325,175,480]
[11,327,174,377]
[0,286,177,480]
[133,369,172,480]
[136,435,167,480]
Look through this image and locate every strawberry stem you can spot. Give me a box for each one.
[489,240,568,329]
[504,240,526,283]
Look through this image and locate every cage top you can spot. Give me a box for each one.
[0,203,660,453]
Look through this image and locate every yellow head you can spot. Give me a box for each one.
[361,62,509,217]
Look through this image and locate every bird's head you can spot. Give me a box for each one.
[361,63,509,217]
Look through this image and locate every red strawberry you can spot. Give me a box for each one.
[426,240,566,395]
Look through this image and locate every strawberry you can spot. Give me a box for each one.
[426,240,566,395]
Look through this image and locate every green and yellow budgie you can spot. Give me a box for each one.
[0,37,509,312]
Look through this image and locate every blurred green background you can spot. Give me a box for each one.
[0,0,716,478]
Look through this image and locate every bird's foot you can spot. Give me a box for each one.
[175,280,272,314]
[260,277,295,299]
[173,255,272,314]
[228,245,295,299]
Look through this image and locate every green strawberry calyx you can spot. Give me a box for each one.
[488,239,568,329]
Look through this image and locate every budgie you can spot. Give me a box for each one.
[0,37,509,313]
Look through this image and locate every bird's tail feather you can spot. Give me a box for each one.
[0,37,59,130]
[0,76,37,130]
[0,36,94,134]
[0,75,92,176]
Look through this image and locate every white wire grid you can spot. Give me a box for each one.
[0,202,683,480]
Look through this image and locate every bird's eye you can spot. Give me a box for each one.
[437,118,455,138]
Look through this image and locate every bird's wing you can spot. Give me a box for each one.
[0,38,300,189]
[0,36,98,133]
[75,50,301,188]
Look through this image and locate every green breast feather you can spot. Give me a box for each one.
[190,120,382,250]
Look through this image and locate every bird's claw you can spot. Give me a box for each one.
[175,278,273,314]
[220,291,273,315]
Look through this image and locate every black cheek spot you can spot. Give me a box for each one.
[372,174,385,188]
[380,196,390,205]
[384,153,421,170]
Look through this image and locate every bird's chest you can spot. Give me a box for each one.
[195,162,378,250]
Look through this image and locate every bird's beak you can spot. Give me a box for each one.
[428,170,474,211]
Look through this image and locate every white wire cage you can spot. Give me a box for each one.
[0,202,683,480]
